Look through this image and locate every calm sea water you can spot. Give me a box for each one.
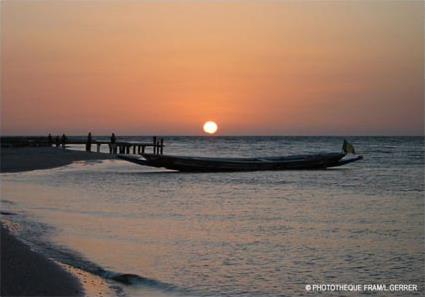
[1,137,424,296]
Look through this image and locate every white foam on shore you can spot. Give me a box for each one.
[58,262,118,297]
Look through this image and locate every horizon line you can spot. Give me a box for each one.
[1,134,424,138]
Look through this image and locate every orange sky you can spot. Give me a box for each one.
[1,0,423,136]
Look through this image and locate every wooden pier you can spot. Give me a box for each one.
[1,135,165,155]
[70,138,164,155]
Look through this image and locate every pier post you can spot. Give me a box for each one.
[142,146,145,154]
[133,145,136,154]
[97,143,101,153]
[153,137,157,154]
[160,139,164,155]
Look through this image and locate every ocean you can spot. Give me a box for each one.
[1,136,424,296]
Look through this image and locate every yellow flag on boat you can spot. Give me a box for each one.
[342,139,356,154]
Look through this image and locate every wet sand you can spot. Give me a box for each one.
[1,225,83,296]
[1,147,115,296]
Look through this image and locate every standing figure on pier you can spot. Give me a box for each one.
[110,133,117,154]
[86,132,92,152]
[48,134,53,146]
[55,136,60,147]
[61,134,67,149]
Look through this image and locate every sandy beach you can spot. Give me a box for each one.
[1,147,114,297]
[1,147,114,173]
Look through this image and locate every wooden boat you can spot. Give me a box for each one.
[119,152,363,172]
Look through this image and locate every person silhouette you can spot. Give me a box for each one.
[61,134,67,149]
[86,132,92,152]
[110,133,117,154]
[47,134,52,146]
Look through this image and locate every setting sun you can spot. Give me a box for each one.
[203,121,218,135]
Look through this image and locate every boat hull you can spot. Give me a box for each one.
[119,153,363,172]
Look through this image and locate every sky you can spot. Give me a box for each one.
[1,0,423,136]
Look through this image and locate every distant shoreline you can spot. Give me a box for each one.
[1,147,114,173]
